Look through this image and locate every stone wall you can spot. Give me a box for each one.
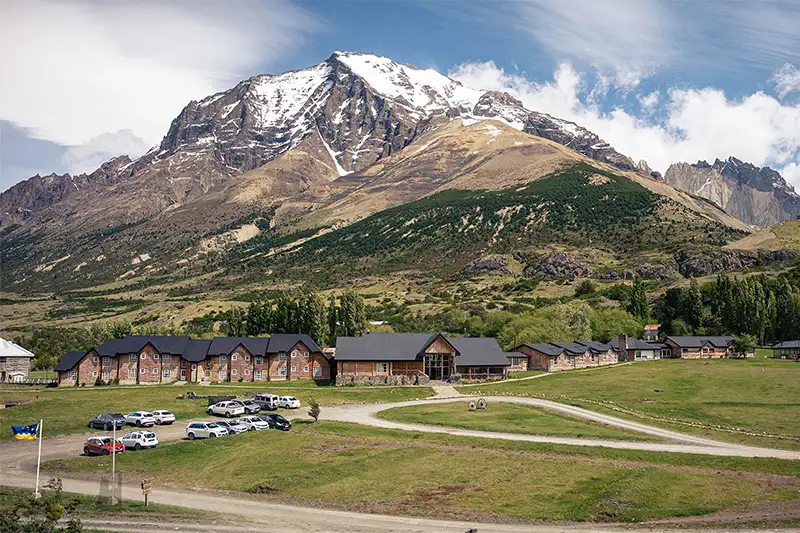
[336,373,430,386]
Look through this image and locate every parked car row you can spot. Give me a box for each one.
[186,413,292,439]
[88,410,175,430]
[206,396,300,418]
[83,430,159,455]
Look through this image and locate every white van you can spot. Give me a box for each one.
[253,393,280,411]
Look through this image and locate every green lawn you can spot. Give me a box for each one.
[505,370,544,379]
[378,401,660,441]
[0,384,433,440]
[461,358,800,450]
[43,421,800,524]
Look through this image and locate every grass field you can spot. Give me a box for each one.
[378,402,660,441]
[505,370,544,379]
[0,384,433,440]
[461,358,800,450]
[43,421,800,523]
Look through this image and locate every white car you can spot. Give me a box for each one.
[186,421,227,440]
[215,420,248,434]
[278,396,301,409]
[120,431,159,450]
[125,411,155,427]
[237,416,269,431]
[206,401,245,418]
[152,410,176,425]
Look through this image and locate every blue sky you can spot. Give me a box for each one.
[2,0,800,191]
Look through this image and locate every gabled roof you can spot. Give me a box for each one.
[266,333,323,355]
[666,336,733,348]
[97,336,191,355]
[575,340,613,353]
[625,338,666,350]
[208,337,270,357]
[183,339,212,362]
[0,338,35,358]
[420,333,459,356]
[550,342,591,356]
[517,343,565,357]
[772,340,800,349]
[335,333,432,361]
[644,324,661,330]
[449,337,509,367]
[54,351,87,372]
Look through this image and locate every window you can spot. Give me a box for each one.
[255,356,263,365]
[303,351,309,358]
[102,372,110,380]
[140,368,146,375]
[244,369,250,376]
[278,366,287,376]
[102,357,111,365]
[69,370,77,380]
[244,354,250,362]
[205,369,211,378]
[231,369,238,376]
[162,354,171,365]
[141,353,147,360]
[313,366,322,377]
[291,350,298,358]
[191,364,196,370]
[218,369,227,380]
[220,355,228,364]
[181,359,186,368]
[162,368,170,378]
[279,353,287,361]
[254,369,262,379]
[232,354,238,361]
[376,362,389,373]
[152,368,158,375]
[153,353,159,361]
[290,365,296,372]
[181,369,186,378]
[92,356,99,363]
[129,354,137,363]
[303,365,309,373]
[92,371,98,378]
[128,369,136,379]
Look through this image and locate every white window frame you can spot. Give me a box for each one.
[303,351,309,358]
[70,370,77,380]
[129,354,137,363]
[102,357,111,365]
[291,350,298,358]
[303,365,309,373]
[180,369,187,378]
[102,371,110,380]
[279,353,287,361]
[128,369,136,379]
[162,368,170,378]
[92,356,99,363]
[152,368,159,375]
[220,355,228,364]
[180,359,186,368]
[232,354,238,361]
[153,353,159,361]
[92,371,98,378]
[244,369,250,376]
[254,369,262,379]
[205,369,211,378]
[255,356,263,365]
[290,365,296,372]
[231,369,238,376]
[140,368,146,375]
[313,365,322,377]
[244,354,250,362]
[218,369,227,380]
[162,354,171,365]
[278,366,287,376]
[140,353,147,360]
[376,362,389,373]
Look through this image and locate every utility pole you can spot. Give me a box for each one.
[34,419,43,499]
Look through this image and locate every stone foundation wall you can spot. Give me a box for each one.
[336,374,430,386]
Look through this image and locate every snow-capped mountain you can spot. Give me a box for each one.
[664,157,800,226]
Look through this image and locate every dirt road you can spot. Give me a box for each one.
[321,396,800,460]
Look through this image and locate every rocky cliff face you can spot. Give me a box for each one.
[664,157,800,226]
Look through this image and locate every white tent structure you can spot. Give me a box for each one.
[0,337,36,382]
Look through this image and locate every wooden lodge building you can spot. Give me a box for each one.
[662,336,734,358]
[54,334,329,387]
[772,341,800,360]
[334,333,511,385]
[514,340,619,372]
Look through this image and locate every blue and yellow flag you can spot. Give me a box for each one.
[11,423,39,440]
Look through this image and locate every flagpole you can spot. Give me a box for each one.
[34,419,43,499]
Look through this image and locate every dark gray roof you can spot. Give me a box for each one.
[97,336,190,355]
[335,333,432,361]
[773,340,800,349]
[449,337,509,367]
[575,340,613,353]
[626,338,665,350]
[267,333,323,355]
[666,336,733,348]
[550,342,591,356]
[96,338,126,357]
[506,351,527,358]
[208,337,270,356]
[183,339,212,362]
[517,343,564,357]
[55,351,87,371]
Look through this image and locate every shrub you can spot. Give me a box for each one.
[307,397,321,421]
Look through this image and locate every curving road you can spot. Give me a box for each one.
[321,396,800,460]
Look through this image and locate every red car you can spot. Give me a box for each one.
[83,436,125,456]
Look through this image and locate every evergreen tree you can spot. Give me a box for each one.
[627,277,648,320]
[245,300,271,335]
[327,293,338,344]
[685,278,704,333]
[273,294,297,333]
[339,290,367,336]
[225,307,247,336]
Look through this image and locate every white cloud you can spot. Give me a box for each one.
[0,0,318,156]
[638,91,661,113]
[450,61,800,187]
[61,131,149,175]
[773,63,800,99]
